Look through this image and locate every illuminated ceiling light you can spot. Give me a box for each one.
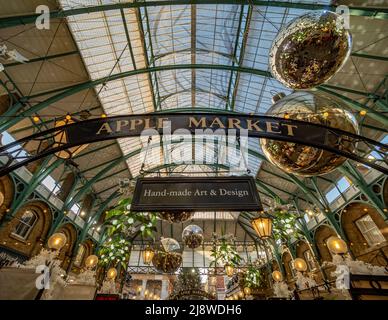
[359,110,367,116]
[323,111,329,118]
[85,255,98,269]
[251,214,273,239]
[80,211,86,217]
[48,233,67,251]
[65,114,72,121]
[142,246,154,265]
[101,113,107,118]
[294,258,308,272]
[33,116,40,123]
[326,236,348,255]
[107,268,117,280]
[284,113,290,119]
[243,287,251,296]
[363,208,368,212]
[272,271,283,282]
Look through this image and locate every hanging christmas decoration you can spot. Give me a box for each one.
[269,11,352,89]
[182,225,204,249]
[104,198,157,239]
[209,233,242,274]
[152,238,182,273]
[260,91,358,176]
[158,211,194,223]
[267,202,303,243]
[98,237,131,269]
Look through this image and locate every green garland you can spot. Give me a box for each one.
[243,264,262,288]
[209,235,242,268]
[98,197,158,268]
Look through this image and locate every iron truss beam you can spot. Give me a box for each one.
[2,64,388,134]
[0,1,387,29]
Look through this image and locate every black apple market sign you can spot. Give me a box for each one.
[0,113,387,177]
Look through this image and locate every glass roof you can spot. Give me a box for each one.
[60,0,331,177]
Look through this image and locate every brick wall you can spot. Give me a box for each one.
[0,201,52,258]
[341,202,388,265]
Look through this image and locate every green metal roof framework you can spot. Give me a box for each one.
[0,1,387,257]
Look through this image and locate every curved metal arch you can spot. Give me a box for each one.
[0,64,271,132]
[0,0,386,30]
[159,88,228,106]
[2,64,387,135]
[152,48,236,64]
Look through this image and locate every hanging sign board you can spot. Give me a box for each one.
[1,113,387,176]
[131,176,262,212]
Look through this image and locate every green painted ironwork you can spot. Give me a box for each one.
[0,0,386,30]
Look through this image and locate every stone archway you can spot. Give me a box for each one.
[314,224,337,280]
[295,240,323,283]
[0,201,52,258]
[0,175,14,220]
[314,225,337,263]
[341,202,388,266]
[56,223,78,270]
[72,239,95,272]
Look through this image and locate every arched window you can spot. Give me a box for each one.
[0,191,4,207]
[288,260,295,277]
[355,214,385,246]
[12,209,37,239]
[303,250,315,271]
[74,245,86,267]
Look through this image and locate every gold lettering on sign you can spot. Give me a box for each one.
[281,123,298,136]
[189,117,207,128]
[116,120,129,132]
[209,117,225,128]
[130,119,143,130]
[228,118,243,129]
[144,118,155,129]
[247,119,263,132]
[266,121,281,134]
[96,122,113,135]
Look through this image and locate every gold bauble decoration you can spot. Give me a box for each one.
[326,236,348,255]
[182,224,204,249]
[85,255,98,268]
[269,11,352,89]
[47,233,67,250]
[152,238,182,273]
[158,211,193,223]
[260,91,358,176]
[152,251,182,273]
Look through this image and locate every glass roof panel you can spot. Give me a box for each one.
[60,0,331,178]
